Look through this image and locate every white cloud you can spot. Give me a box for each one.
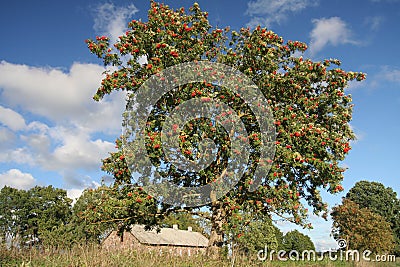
[246,0,317,28]
[382,68,400,83]
[367,66,400,89]
[0,148,35,166]
[0,3,137,191]
[0,3,138,192]
[1,125,115,174]
[0,106,26,131]
[0,61,125,188]
[93,3,138,43]
[0,61,124,131]
[0,169,36,190]
[67,188,84,205]
[364,16,384,31]
[63,171,101,189]
[44,128,115,171]
[0,127,17,149]
[0,61,126,133]
[309,17,358,56]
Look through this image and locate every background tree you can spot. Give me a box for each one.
[85,1,365,254]
[331,198,395,254]
[0,186,28,247]
[161,212,209,235]
[272,224,285,251]
[282,230,315,254]
[346,180,400,255]
[233,214,278,256]
[25,186,72,246]
[0,186,72,248]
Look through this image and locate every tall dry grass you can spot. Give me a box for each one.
[0,245,398,267]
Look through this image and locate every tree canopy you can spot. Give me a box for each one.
[0,186,72,248]
[331,198,395,254]
[233,214,279,256]
[346,180,400,255]
[85,1,365,253]
[282,229,315,253]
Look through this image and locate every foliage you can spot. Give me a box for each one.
[346,180,400,255]
[0,186,27,247]
[0,186,72,247]
[233,215,279,256]
[161,211,209,235]
[273,223,285,251]
[282,229,315,254]
[331,198,395,254]
[74,184,159,241]
[85,1,366,251]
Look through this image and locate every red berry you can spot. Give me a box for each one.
[170,51,179,57]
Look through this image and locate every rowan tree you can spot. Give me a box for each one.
[85,1,365,254]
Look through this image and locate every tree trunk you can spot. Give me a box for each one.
[206,191,226,258]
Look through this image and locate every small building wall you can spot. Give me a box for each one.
[144,245,207,257]
[102,231,140,250]
[102,231,207,256]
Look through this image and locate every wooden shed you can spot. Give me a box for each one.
[102,224,209,256]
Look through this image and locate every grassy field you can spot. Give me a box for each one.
[1,245,398,267]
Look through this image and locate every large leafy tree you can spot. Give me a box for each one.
[233,215,279,256]
[25,186,72,243]
[0,186,72,247]
[0,186,28,247]
[282,229,315,253]
[331,198,395,254]
[346,180,400,255]
[85,1,365,254]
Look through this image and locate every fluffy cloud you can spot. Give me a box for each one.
[93,3,138,43]
[15,127,115,172]
[0,61,125,133]
[0,105,27,131]
[0,169,36,190]
[0,127,17,149]
[0,61,125,188]
[246,0,317,28]
[0,3,136,191]
[309,17,358,56]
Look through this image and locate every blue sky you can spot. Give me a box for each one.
[0,0,399,251]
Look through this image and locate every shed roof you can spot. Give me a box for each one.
[130,225,209,248]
